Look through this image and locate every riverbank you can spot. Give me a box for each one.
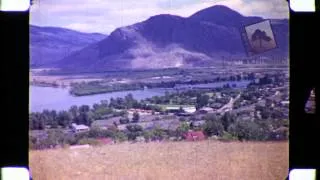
[69,79,251,96]
[30,80,251,112]
[30,85,170,112]
[30,70,104,88]
[30,65,288,95]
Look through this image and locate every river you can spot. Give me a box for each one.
[30,80,250,112]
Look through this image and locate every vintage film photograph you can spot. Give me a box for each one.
[29,0,289,179]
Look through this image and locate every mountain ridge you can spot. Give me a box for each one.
[30,25,106,67]
[50,5,289,72]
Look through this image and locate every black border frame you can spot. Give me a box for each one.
[0,10,29,169]
[0,1,320,179]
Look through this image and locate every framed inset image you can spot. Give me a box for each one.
[244,20,278,56]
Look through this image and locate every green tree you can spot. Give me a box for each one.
[228,120,267,141]
[203,119,224,137]
[57,111,72,128]
[63,134,77,146]
[220,131,238,141]
[132,112,140,123]
[143,131,153,142]
[40,129,65,148]
[30,112,45,130]
[124,93,135,109]
[220,112,236,131]
[180,122,190,132]
[69,105,79,119]
[79,105,90,113]
[196,94,209,109]
[93,103,100,111]
[88,126,103,138]
[119,117,130,124]
[100,100,109,107]
[114,131,128,142]
[151,127,167,140]
[109,98,116,108]
[77,111,93,126]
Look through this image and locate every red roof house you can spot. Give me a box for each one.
[184,131,206,141]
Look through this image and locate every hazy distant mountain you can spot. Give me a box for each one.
[53,5,288,72]
[30,25,106,67]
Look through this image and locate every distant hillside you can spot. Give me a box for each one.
[30,25,106,67]
[53,5,288,72]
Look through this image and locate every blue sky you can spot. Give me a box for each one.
[30,0,289,34]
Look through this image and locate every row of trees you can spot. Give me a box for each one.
[69,73,252,96]
[202,112,288,141]
[146,88,239,110]
[29,94,157,130]
[31,84,249,130]
[248,73,287,86]
[30,110,289,150]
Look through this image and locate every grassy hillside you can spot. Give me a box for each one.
[29,140,288,180]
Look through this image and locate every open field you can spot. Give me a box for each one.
[30,73,103,86]
[29,140,288,180]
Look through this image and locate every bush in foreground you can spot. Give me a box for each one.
[78,138,101,146]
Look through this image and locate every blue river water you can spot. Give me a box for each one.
[30,80,250,112]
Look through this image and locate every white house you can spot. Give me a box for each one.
[165,106,196,114]
[182,107,197,113]
[127,108,153,116]
[71,123,90,133]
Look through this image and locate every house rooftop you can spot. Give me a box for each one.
[71,123,89,130]
[199,107,213,111]
[75,124,89,130]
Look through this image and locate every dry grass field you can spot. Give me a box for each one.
[30,73,103,86]
[29,140,288,180]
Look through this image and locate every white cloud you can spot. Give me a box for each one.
[30,0,289,34]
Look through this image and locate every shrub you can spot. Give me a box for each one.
[62,143,70,149]
[127,131,142,141]
[88,127,114,138]
[143,131,153,142]
[75,131,90,142]
[29,136,37,150]
[228,120,268,141]
[126,124,143,132]
[219,131,238,142]
[64,134,77,145]
[132,112,140,123]
[119,117,130,124]
[203,119,224,137]
[78,138,101,146]
[268,127,288,140]
[114,131,128,142]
